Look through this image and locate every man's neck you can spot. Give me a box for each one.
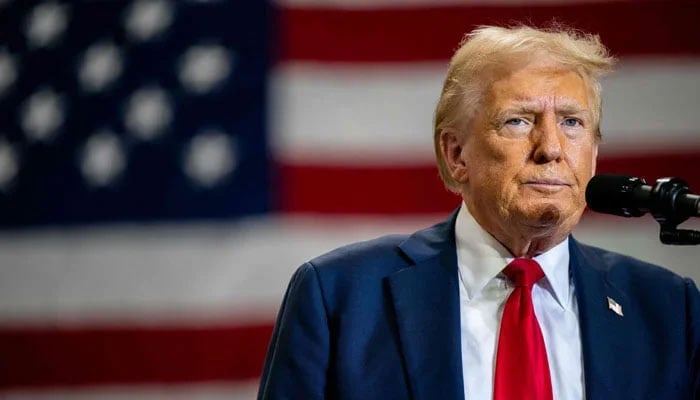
[491,230,569,258]
[461,201,573,258]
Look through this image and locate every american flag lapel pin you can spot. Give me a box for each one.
[607,296,624,317]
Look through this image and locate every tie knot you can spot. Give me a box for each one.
[503,258,544,288]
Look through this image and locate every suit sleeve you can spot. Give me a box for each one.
[687,278,700,399]
[258,262,331,400]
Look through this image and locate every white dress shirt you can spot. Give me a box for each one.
[455,204,585,400]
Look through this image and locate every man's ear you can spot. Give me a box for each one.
[439,128,469,184]
[591,141,599,176]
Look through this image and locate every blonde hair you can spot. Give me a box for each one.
[434,25,616,191]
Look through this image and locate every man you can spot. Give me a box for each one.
[258,25,700,400]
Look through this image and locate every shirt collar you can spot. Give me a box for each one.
[454,203,571,309]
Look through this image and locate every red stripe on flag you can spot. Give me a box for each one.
[596,150,700,195]
[277,151,700,214]
[276,164,458,214]
[279,1,700,62]
[0,323,274,389]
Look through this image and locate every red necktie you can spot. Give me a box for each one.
[493,258,553,400]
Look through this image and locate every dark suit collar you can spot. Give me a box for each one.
[569,237,632,399]
[388,209,464,400]
[397,208,459,265]
[388,212,637,400]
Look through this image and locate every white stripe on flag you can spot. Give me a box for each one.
[0,215,697,324]
[0,215,439,324]
[271,59,700,165]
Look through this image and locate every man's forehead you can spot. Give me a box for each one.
[505,96,589,111]
[487,74,592,110]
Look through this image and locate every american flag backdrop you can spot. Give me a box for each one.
[0,0,699,398]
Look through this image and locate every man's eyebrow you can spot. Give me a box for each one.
[492,98,591,118]
[490,103,542,121]
[554,99,590,115]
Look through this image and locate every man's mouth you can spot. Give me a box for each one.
[523,179,572,192]
[526,178,570,186]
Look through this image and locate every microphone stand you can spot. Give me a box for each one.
[650,178,700,245]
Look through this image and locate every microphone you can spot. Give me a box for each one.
[586,174,700,220]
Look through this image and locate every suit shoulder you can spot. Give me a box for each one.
[307,233,411,277]
[575,240,689,287]
[296,234,414,308]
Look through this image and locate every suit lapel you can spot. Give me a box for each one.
[388,217,641,400]
[387,212,464,400]
[570,238,633,400]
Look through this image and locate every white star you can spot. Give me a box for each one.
[0,139,19,191]
[178,44,234,94]
[24,2,69,48]
[78,42,123,93]
[80,130,126,187]
[20,89,65,142]
[124,0,174,42]
[0,50,18,97]
[124,86,173,140]
[184,130,237,187]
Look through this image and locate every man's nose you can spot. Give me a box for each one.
[532,116,563,164]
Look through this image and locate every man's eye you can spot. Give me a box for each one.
[505,118,524,126]
[563,118,581,127]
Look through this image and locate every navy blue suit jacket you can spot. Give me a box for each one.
[258,212,700,399]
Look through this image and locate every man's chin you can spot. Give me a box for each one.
[517,202,584,232]
[530,206,562,227]
[515,203,575,228]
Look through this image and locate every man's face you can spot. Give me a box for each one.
[460,61,598,241]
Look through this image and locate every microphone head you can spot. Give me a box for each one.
[586,174,648,217]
